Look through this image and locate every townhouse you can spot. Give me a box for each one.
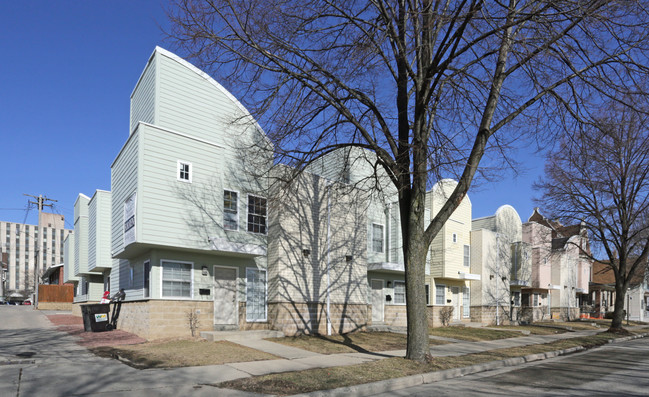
[470,205,531,324]
[63,46,598,340]
[302,147,405,330]
[522,208,592,320]
[425,180,478,324]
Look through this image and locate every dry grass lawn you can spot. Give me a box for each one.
[266,332,448,354]
[91,339,278,368]
[429,326,523,341]
[219,331,634,395]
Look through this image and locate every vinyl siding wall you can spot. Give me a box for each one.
[426,180,472,279]
[73,194,90,275]
[111,130,140,256]
[63,233,77,283]
[88,190,112,272]
[267,171,368,306]
[130,55,156,133]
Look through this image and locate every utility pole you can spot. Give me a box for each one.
[24,194,57,309]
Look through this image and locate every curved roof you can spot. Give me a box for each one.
[132,46,268,141]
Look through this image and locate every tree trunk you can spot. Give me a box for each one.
[404,223,429,361]
[611,281,627,330]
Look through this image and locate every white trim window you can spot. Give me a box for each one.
[177,160,192,183]
[372,223,384,253]
[512,291,521,307]
[463,287,470,318]
[223,190,239,231]
[463,245,470,267]
[393,280,406,304]
[162,260,193,298]
[435,284,446,305]
[246,268,267,321]
[247,195,267,234]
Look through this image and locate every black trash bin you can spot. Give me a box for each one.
[81,303,110,332]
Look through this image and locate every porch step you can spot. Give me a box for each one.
[200,329,285,342]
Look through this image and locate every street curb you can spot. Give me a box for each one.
[290,332,649,397]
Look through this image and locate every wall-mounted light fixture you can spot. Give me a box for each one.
[302,249,310,257]
[387,281,392,288]
[345,255,353,262]
[490,274,494,280]
[501,276,507,281]
[202,266,208,276]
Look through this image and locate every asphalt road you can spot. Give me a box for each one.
[376,337,649,397]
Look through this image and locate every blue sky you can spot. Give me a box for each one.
[0,1,546,229]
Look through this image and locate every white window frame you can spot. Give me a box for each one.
[425,284,430,305]
[533,292,539,307]
[393,280,406,305]
[246,267,267,322]
[435,284,446,305]
[463,244,470,267]
[246,194,267,235]
[223,189,240,231]
[160,259,194,299]
[512,291,521,307]
[177,160,192,183]
[372,223,385,253]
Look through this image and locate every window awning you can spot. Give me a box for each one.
[458,271,481,281]
[368,262,404,274]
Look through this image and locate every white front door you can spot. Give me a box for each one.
[371,279,384,323]
[452,287,460,320]
[214,266,238,326]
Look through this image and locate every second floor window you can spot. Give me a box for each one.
[247,195,267,234]
[223,190,239,231]
[372,224,384,253]
[177,161,192,182]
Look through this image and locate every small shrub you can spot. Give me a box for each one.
[440,306,454,326]
[188,308,200,337]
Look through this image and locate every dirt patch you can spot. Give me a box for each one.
[46,314,147,347]
[91,339,278,369]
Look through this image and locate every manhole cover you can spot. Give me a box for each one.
[15,352,36,358]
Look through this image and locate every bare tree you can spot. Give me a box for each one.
[167,0,649,360]
[536,104,649,331]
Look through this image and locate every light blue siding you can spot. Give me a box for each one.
[130,55,156,133]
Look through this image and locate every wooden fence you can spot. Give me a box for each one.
[38,284,74,303]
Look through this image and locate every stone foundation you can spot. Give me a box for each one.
[268,302,368,335]
[384,305,408,327]
[38,302,73,311]
[551,307,580,321]
[114,300,214,340]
